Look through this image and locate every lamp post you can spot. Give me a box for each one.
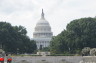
[69,47,70,53]
[17,48,19,55]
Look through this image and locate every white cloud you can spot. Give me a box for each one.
[0,0,96,38]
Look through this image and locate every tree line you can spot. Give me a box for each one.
[50,17,96,54]
[0,22,37,54]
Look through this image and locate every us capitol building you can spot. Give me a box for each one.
[33,9,53,49]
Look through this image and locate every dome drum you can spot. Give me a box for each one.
[35,26,51,32]
[33,32,52,38]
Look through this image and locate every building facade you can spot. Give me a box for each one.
[33,9,53,49]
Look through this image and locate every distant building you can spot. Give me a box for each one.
[37,52,50,55]
[33,9,53,49]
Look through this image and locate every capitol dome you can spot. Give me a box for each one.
[33,9,53,49]
[36,18,49,26]
[35,18,51,32]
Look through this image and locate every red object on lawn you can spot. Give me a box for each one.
[0,57,4,61]
[7,58,12,61]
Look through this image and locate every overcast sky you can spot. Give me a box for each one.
[0,0,96,38]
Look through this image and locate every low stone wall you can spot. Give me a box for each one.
[12,56,83,63]
[80,56,96,63]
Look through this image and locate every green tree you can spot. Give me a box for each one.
[50,31,68,54]
[42,47,50,52]
[0,22,37,54]
[66,17,96,50]
[50,17,96,54]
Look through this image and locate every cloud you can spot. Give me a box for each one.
[0,0,96,38]
[0,0,34,14]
